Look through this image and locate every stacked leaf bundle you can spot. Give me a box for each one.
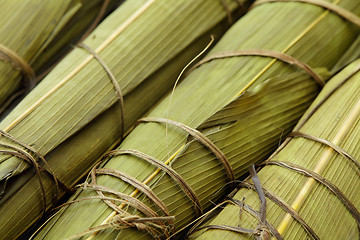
[31,1,360,240]
[0,0,119,113]
[0,0,247,239]
[189,59,360,240]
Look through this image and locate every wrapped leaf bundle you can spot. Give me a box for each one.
[0,0,119,113]
[0,0,247,238]
[32,1,360,240]
[189,59,360,240]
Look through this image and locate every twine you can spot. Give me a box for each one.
[76,43,125,141]
[188,49,325,87]
[252,0,360,27]
[0,130,71,215]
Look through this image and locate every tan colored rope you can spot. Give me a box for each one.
[248,164,272,240]
[184,198,282,240]
[139,117,235,184]
[188,49,325,87]
[248,165,266,225]
[77,43,125,140]
[60,162,175,240]
[239,181,319,240]
[199,224,262,235]
[65,184,161,219]
[88,162,174,238]
[289,131,360,172]
[252,0,360,27]
[94,167,170,216]
[0,43,35,87]
[191,165,284,240]
[106,149,203,217]
[267,62,360,160]
[0,130,71,215]
[64,214,174,240]
[4,0,156,134]
[221,0,234,24]
[261,160,360,229]
[0,148,47,213]
[77,0,111,42]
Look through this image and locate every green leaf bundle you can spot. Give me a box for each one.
[0,0,119,113]
[32,1,360,240]
[0,0,246,238]
[189,59,360,240]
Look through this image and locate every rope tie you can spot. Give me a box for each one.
[77,43,125,141]
[221,0,250,25]
[289,131,360,172]
[188,49,325,87]
[0,130,71,215]
[238,181,319,239]
[252,0,360,27]
[248,164,273,240]
[268,62,360,160]
[51,115,235,238]
[60,116,235,238]
[190,165,283,240]
[0,43,35,87]
[109,213,174,239]
[90,161,174,238]
[261,160,360,229]
[106,149,203,217]
[138,117,235,184]
[55,160,176,239]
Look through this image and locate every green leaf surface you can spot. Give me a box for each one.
[33,1,360,239]
[190,58,360,240]
[0,0,246,239]
[0,0,120,111]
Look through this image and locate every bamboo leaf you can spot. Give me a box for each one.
[0,0,119,113]
[198,69,328,130]
[0,0,246,239]
[331,34,360,74]
[31,1,360,240]
[190,58,360,240]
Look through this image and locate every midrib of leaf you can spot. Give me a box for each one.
[3,0,156,132]
[92,0,343,238]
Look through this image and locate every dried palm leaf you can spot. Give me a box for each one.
[0,0,247,238]
[32,0,360,239]
[189,58,360,240]
[0,0,120,114]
